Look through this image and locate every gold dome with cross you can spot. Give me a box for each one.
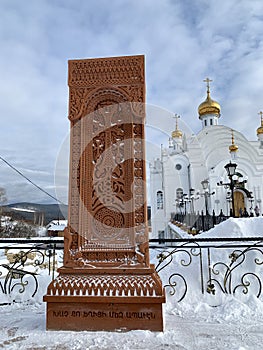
[171,114,183,138]
[198,78,221,118]
[257,111,263,135]
[229,129,239,153]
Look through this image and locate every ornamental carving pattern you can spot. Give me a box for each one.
[68,56,144,87]
[65,55,148,267]
[47,273,163,297]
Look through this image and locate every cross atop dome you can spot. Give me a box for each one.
[203,77,213,94]
[173,113,180,129]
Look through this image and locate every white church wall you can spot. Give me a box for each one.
[149,84,263,235]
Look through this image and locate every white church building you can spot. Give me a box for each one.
[149,78,263,239]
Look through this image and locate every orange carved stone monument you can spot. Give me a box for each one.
[44,55,165,331]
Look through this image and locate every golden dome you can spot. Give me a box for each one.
[198,78,221,119]
[257,112,263,135]
[229,144,239,152]
[172,129,183,138]
[229,129,238,153]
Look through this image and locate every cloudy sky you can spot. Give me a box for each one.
[0,0,263,204]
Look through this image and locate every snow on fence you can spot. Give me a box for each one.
[0,237,262,305]
[150,237,263,304]
[0,238,63,304]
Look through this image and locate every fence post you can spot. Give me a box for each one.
[52,244,56,281]
[212,210,216,227]
[201,210,205,231]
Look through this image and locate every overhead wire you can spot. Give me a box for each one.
[0,156,63,204]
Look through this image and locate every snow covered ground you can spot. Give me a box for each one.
[1,297,263,350]
[169,216,263,239]
[0,217,263,349]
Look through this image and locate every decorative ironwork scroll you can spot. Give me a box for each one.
[151,237,263,303]
[0,241,60,303]
[207,244,263,297]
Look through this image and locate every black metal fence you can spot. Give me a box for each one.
[171,211,229,233]
[150,237,263,302]
[0,238,63,304]
[0,237,262,304]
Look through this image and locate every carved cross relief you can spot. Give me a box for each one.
[64,56,149,268]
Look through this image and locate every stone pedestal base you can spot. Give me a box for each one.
[44,298,164,331]
[43,266,165,331]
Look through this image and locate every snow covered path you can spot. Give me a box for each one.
[1,300,263,350]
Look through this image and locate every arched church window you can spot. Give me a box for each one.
[157,190,163,209]
[210,118,213,125]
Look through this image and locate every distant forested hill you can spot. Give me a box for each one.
[3,203,68,225]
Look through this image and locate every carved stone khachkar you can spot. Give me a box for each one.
[44,55,165,331]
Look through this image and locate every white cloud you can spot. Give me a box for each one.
[0,0,262,203]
